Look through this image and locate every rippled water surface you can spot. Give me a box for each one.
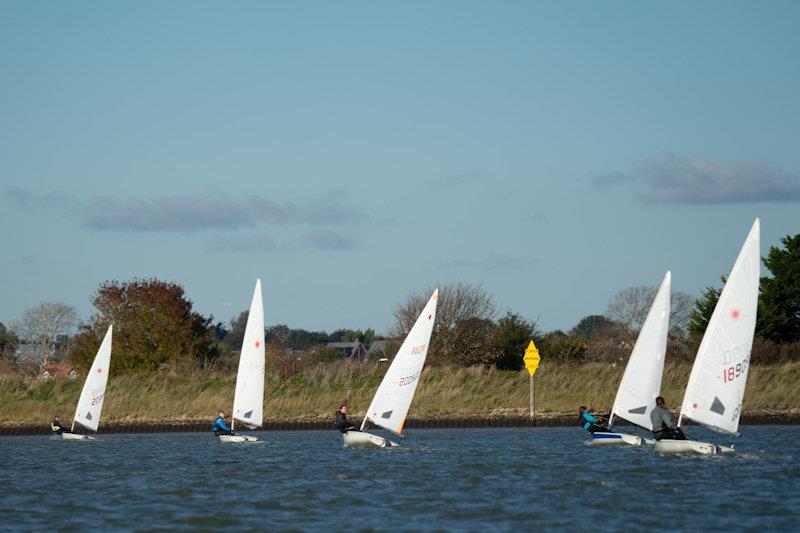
[1,426,799,531]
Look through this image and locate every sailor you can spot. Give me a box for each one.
[212,411,234,436]
[335,404,357,433]
[50,416,69,435]
[578,406,610,433]
[650,396,687,440]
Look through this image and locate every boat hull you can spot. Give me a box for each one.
[342,431,398,449]
[654,439,734,455]
[58,432,94,440]
[589,432,652,446]
[218,434,258,443]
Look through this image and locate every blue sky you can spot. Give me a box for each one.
[1,1,798,334]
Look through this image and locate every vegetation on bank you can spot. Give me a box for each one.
[1,361,798,426]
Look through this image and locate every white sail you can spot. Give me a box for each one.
[363,289,438,436]
[232,279,265,430]
[680,218,760,435]
[72,325,113,432]
[610,272,671,431]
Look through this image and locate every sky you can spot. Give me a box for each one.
[1,1,798,334]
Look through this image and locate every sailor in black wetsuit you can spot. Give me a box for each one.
[51,416,69,435]
[335,404,357,433]
[650,396,687,440]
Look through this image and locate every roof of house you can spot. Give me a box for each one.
[367,340,388,353]
[42,362,79,377]
[325,341,363,349]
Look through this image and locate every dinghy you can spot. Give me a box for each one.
[343,289,438,448]
[655,219,760,455]
[219,279,265,443]
[60,325,113,440]
[591,272,671,446]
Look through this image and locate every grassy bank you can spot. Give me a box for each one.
[1,361,798,425]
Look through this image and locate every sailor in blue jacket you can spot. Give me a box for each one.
[578,406,610,433]
[212,411,234,436]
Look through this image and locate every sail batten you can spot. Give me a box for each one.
[72,325,113,432]
[363,290,438,435]
[680,219,760,436]
[231,279,265,430]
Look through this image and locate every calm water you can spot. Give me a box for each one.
[1,426,799,531]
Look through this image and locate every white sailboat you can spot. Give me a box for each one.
[343,289,438,448]
[60,324,113,440]
[219,279,265,443]
[591,272,671,446]
[656,218,760,454]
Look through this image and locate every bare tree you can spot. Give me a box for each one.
[390,282,497,365]
[605,286,694,335]
[11,302,78,375]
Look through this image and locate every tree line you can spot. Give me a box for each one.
[2,232,798,375]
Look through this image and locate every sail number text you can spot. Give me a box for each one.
[722,361,748,383]
[399,372,420,387]
[410,344,427,355]
[721,342,750,384]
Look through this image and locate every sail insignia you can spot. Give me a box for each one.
[710,397,725,416]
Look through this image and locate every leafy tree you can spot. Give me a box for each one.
[570,315,626,341]
[222,311,249,353]
[687,281,723,338]
[302,345,345,366]
[0,322,19,361]
[265,324,329,351]
[758,234,800,343]
[72,279,218,372]
[536,331,587,361]
[330,329,364,342]
[491,312,537,371]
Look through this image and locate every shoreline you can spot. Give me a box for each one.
[3,410,799,436]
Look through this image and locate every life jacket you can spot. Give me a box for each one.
[578,412,592,430]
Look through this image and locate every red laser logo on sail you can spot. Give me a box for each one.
[731,309,741,320]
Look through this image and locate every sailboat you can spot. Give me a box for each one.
[655,218,760,454]
[591,272,671,446]
[343,289,438,448]
[219,279,265,443]
[60,325,113,440]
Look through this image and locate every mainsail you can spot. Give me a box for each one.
[232,279,266,430]
[72,325,113,432]
[610,271,671,430]
[679,218,760,435]
[362,289,438,436]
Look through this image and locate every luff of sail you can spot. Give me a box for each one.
[232,279,266,430]
[72,324,113,432]
[680,218,760,435]
[362,289,438,436]
[610,271,671,431]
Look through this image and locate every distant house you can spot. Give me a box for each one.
[367,340,389,359]
[41,362,79,380]
[325,341,368,362]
